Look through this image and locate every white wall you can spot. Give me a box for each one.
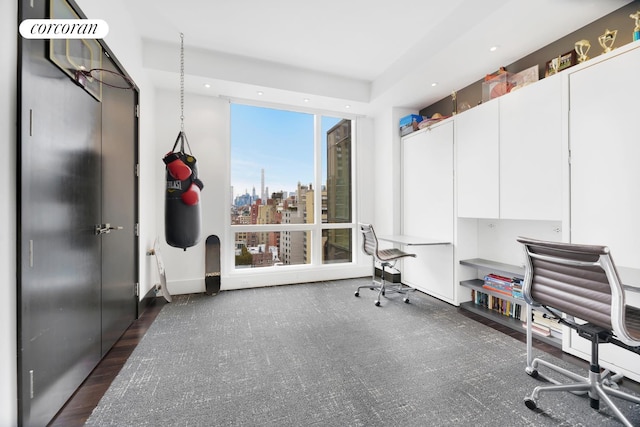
[137,84,158,298]
[153,89,229,294]
[154,91,372,294]
[356,116,375,229]
[1,1,17,425]
[370,107,415,236]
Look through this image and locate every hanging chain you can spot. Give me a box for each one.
[180,32,185,132]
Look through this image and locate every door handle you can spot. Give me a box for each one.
[94,223,124,235]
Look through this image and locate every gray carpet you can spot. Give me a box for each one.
[86,278,640,426]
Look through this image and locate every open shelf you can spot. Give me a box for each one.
[460,279,522,304]
[459,259,561,349]
[459,258,524,278]
[459,301,561,348]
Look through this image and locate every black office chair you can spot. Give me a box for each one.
[517,237,640,427]
[355,223,416,306]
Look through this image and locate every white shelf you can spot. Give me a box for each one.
[459,258,524,278]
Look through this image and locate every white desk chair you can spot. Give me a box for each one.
[518,237,640,427]
[355,223,416,306]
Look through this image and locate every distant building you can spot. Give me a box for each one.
[325,119,352,263]
[281,208,305,265]
[234,191,252,207]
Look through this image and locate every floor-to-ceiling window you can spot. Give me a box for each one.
[230,103,354,269]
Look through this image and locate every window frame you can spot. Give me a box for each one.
[228,101,358,273]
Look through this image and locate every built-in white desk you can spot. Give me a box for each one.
[377,235,451,246]
[376,235,454,304]
[618,267,640,308]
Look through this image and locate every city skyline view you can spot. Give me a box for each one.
[230,103,341,200]
[230,105,353,268]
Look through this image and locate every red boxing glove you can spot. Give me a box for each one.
[163,152,192,181]
[181,179,204,206]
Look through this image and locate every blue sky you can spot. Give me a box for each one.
[230,103,341,199]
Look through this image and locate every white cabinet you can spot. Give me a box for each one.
[455,100,500,218]
[401,121,455,303]
[402,121,454,241]
[455,75,563,221]
[566,45,640,382]
[569,46,640,267]
[499,75,563,220]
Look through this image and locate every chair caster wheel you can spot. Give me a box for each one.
[381,291,385,296]
[403,298,410,304]
[602,376,620,389]
[524,398,537,410]
[604,381,620,390]
[369,287,374,290]
[375,300,380,306]
[354,292,359,297]
[525,367,538,378]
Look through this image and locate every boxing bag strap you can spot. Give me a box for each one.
[170,131,193,155]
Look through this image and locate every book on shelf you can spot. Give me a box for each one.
[482,274,526,301]
[548,328,562,339]
[482,273,513,297]
[520,309,563,339]
[532,310,562,333]
[511,277,524,300]
[484,274,513,290]
[481,284,513,296]
[522,321,552,337]
[471,288,523,320]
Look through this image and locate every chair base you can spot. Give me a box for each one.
[524,321,640,427]
[525,357,640,427]
[355,261,415,306]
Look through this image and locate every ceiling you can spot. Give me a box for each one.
[123,0,632,116]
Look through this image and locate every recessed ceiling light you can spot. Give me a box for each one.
[203,83,211,88]
[257,90,264,96]
[490,46,498,52]
[345,105,351,109]
[303,98,310,103]
[431,82,438,87]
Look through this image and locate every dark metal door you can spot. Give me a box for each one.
[18,2,139,425]
[99,53,138,354]
[18,24,102,427]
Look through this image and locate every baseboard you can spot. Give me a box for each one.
[138,286,161,318]
[375,267,401,283]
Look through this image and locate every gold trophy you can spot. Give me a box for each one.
[598,29,617,54]
[451,91,457,115]
[574,39,591,63]
[550,56,560,75]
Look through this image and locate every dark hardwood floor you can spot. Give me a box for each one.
[48,298,166,427]
[47,293,638,426]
